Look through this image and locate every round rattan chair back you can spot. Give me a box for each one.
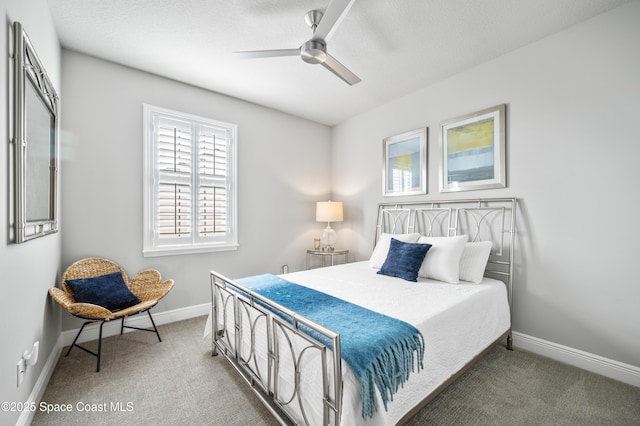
[61,257,129,295]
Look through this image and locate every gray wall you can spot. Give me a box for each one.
[0,0,61,423]
[332,2,640,367]
[60,51,332,331]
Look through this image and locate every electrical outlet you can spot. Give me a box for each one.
[282,265,289,274]
[16,358,25,387]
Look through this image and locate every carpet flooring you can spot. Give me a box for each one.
[31,316,640,425]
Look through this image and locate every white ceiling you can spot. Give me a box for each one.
[47,0,629,126]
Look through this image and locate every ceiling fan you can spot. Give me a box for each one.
[234,0,361,85]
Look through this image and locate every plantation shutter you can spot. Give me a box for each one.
[197,125,229,237]
[156,116,193,239]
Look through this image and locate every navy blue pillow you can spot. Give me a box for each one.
[66,272,141,312]
[377,238,432,282]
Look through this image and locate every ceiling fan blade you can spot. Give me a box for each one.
[312,0,355,42]
[234,48,300,59]
[321,53,361,85]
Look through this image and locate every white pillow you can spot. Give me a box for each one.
[459,241,493,283]
[417,235,467,283]
[369,233,420,268]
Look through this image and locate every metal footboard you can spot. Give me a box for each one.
[210,271,343,426]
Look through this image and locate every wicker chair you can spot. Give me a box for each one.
[49,258,174,372]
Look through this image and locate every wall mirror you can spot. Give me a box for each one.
[12,21,59,243]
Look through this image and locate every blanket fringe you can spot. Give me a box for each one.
[361,332,425,418]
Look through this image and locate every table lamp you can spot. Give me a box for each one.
[316,201,343,251]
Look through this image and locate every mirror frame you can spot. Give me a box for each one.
[12,21,59,243]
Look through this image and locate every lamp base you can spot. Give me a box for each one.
[320,225,337,250]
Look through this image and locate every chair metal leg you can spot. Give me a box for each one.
[96,320,105,372]
[66,321,91,357]
[67,312,162,373]
[119,310,162,342]
[64,320,106,372]
[147,310,162,342]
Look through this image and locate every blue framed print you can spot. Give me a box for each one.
[382,128,427,197]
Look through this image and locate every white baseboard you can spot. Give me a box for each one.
[16,334,64,426]
[62,302,211,346]
[513,331,640,387]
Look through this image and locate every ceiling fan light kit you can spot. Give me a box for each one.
[234,0,361,86]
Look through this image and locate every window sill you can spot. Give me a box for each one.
[143,243,239,257]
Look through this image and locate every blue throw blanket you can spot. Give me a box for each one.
[236,274,425,419]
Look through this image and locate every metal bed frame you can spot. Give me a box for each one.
[209,197,517,425]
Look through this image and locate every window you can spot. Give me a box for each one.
[143,105,238,256]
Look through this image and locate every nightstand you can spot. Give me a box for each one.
[306,249,349,270]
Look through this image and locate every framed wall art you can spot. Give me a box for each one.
[439,104,506,193]
[382,127,427,196]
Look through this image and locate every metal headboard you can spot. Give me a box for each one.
[375,198,517,348]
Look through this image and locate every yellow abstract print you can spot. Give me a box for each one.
[446,118,495,183]
[447,119,494,155]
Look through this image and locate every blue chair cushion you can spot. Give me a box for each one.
[66,272,141,312]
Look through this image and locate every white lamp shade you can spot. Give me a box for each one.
[316,201,344,223]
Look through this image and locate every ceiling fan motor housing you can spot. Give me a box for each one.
[301,40,327,64]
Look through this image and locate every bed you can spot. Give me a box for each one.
[208,198,517,425]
